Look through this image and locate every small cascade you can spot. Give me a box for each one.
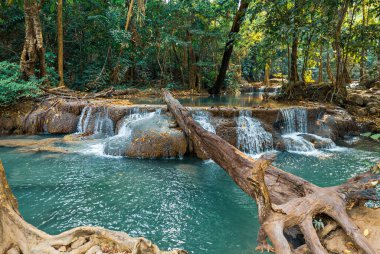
[279,108,336,154]
[237,110,273,155]
[103,110,157,156]
[282,133,317,153]
[93,107,114,137]
[280,108,307,134]
[118,111,156,136]
[77,105,93,133]
[193,111,216,133]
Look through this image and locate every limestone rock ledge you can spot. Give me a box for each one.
[0,161,186,254]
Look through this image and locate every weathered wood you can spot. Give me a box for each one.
[163,89,379,254]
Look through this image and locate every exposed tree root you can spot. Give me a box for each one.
[162,89,379,254]
[0,161,186,254]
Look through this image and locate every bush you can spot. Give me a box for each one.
[0,61,43,105]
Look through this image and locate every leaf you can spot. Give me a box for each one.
[370,134,380,141]
[360,132,372,137]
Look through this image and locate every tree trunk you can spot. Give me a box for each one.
[125,0,134,31]
[290,35,299,83]
[20,0,46,80]
[343,63,352,84]
[318,45,323,84]
[301,34,313,83]
[360,0,367,82]
[378,51,380,80]
[209,0,249,94]
[326,49,334,83]
[187,31,198,90]
[287,44,291,82]
[333,0,349,98]
[263,60,270,87]
[57,0,64,87]
[289,0,300,84]
[163,89,378,254]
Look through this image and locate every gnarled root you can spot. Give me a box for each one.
[162,89,379,254]
[0,161,186,254]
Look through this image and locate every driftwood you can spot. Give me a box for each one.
[0,161,185,254]
[162,89,380,254]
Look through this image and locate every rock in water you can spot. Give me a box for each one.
[104,113,187,158]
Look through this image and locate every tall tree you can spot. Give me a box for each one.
[333,0,350,98]
[20,0,46,80]
[57,0,64,86]
[289,0,300,83]
[209,0,250,95]
[360,0,368,82]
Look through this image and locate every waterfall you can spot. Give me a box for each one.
[237,110,273,155]
[279,108,336,154]
[280,108,307,134]
[193,111,216,133]
[93,107,114,137]
[77,105,93,133]
[118,111,156,136]
[103,110,157,156]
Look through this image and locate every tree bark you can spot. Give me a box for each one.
[209,0,250,94]
[263,60,270,87]
[125,0,134,31]
[57,0,64,87]
[287,43,291,82]
[187,31,198,90]
[333,0,349,98]
[318,45,323,84]
[163,89,378,254]
[360,0,367,82]
[20,0,46,80]
[326,49,334,83]
[289,0,300,83]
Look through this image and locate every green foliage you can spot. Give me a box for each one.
[0,0,379,92]
[370,134,380,141]
[313,218,325,231]
[0,61,43,105]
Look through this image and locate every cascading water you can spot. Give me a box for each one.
[93,107,114,137]
[192,111,216,133]
[279,108,336,154]
[280,108,307,134]
[237,110,273,155]
[77,105,93,133]
[103,109,157,156]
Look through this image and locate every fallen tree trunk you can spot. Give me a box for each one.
[162,89,379,254]
[0,161,185,254]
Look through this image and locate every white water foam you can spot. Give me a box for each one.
[77,105,93,133]
[193,111,216,133]
[280,108,338,156]
[237,110,273,155]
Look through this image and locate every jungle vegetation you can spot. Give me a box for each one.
[0,0,379,103]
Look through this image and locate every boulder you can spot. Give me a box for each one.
[46,111,79,134]
[104,114,188,158]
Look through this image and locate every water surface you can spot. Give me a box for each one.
[0,138,379,254]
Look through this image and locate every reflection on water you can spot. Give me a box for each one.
[131,92,271,107]
[0,138,379,254]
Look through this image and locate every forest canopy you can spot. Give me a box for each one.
[0,0,379,103]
